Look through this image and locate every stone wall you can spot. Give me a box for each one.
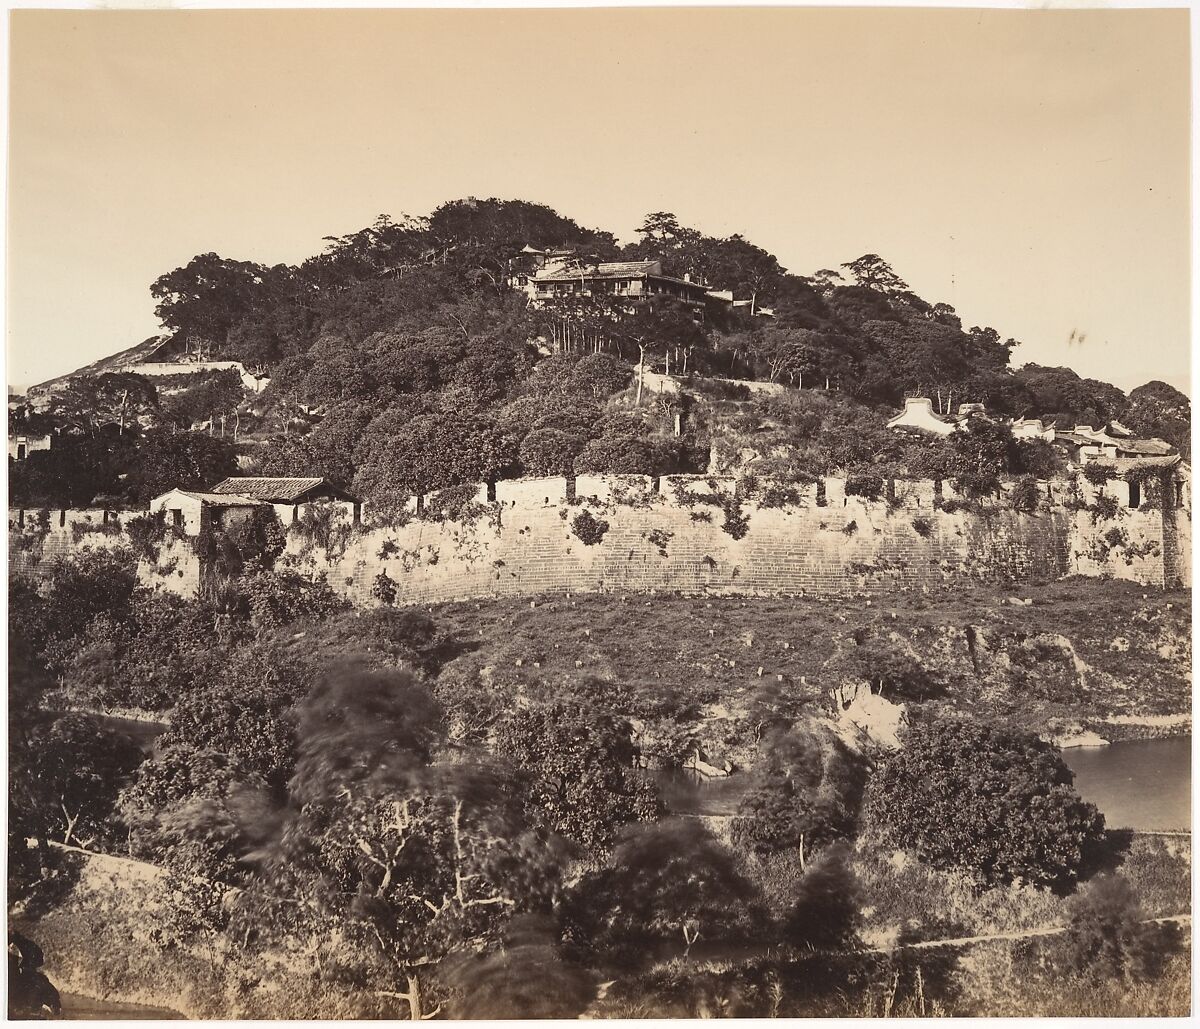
[279,475,1189,607]
[10,474,1189,604]
[8,507,201,597]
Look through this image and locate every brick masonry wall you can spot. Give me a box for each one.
[10,475,1188,603]
[8,508,201,596]
[281,477,1185,607]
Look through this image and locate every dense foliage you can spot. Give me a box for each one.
[7,551,1187,1017]
[863,721,1107,890]
[12,197,1186,513]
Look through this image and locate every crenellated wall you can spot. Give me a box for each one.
[9,473,1190,604]
[286,474,1191,606]
[7,507,201,597]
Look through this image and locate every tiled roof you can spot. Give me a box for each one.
[1054,432,1176,458]
[175,490,265,505]
[535,260,663,281]
[210,477,329,502]
[1111,455,1181,472]
[1114,437,1175,457]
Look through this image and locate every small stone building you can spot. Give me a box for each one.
[8,432,52,461]
[209,477,361,525]
[149,489,266,536]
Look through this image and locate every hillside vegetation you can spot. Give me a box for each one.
[11,197,1190,512]
[8,542,1190,1017]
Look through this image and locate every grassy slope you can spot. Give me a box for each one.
[428,578,1190,752]
[16,580,1191,1017]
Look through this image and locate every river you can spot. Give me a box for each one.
[57,993,183,1020]
[1063,735,1192,832]
[659,735,1192,832]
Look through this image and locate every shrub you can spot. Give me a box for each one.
[863,721,1106,891]
[720,497,750,539]
[1082,463,1116,487]
[758,483,805,508]
[371,569,398,606]
[1090,494,1119,523]
[783,842,862,950]
[124,512,173,561]
[495,702,659,850]
[1009,475,1042,512]
[571,510,610,546]
[291,501,350,556]
[952,471,1000,499]
[845,471,884,500]
[646,528,672,557]
[846,636,942,701]
[564,821,762,967]
[1059,873,1183,983]
[730,729,865,858]
[911,516,933,538]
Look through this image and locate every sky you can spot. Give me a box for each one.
[6,7,1192,394]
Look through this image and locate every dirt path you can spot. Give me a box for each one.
[894,914,1191,952]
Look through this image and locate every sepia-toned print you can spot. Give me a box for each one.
[6,6,1191,1019]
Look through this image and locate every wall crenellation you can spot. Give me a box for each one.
[8,472,1190,604]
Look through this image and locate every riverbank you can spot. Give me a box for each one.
[58,993,184,1020]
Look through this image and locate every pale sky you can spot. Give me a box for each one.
[6,7,1192,394]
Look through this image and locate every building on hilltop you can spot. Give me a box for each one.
[7,431,52,462]
[886,401,1179,473]
[704,288,775,319]
[885,397,962,436]
[1010,417,1056,441]
[527,259,710,317]
[8,405,57,461]
[1050,426,1176,465]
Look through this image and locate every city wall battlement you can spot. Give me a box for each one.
[8,473,1191,605]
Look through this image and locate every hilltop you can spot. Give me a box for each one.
[10,197,1191,513]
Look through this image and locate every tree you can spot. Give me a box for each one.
[702,233,786,309]
[158,369,246,433]
[441,915,595,1018]
[37,548,139,664]
[840,254,909,295]
[49,372,159,436]
[9,433,134,508]
[57,589,218,712]
[429,197,616,255]
[565,820,762,964]
[747,326,822,384]
[1060,874,1182,983]
[863,721,1106,890]
[615,296,708,403]
[20,714,143,847]
[1123,381,1190,459]
[784,841,862,950]
[150,252,279,348]
[943,417,1019,496]
[353,410,513,501]
[495,702,660,850]
[519,427,586,477]
[225,668,563,1021]
[1012,364,1127,429]
[122,432,238,504]
[731,728,865,863]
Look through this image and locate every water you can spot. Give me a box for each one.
[57,993,184,1020]
[654,768,749,816]
[658,737,1193,832]
[1063,735,1192,832]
